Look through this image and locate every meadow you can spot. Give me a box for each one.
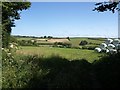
[70,37,105,47]
[16,46,104,63]
[3,36,120,89]
[15,36,106,62]
[16,36,105,46]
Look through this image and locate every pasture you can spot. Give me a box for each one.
[14,36,106,62]
[16,36,105,46]
[16,46,104,63]
[70,37,105,47]
[4,36,115,89]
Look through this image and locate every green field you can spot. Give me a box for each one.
[17,46,104,63]
[16,36,105,47]
[70,37,105,47]
[15,37,106,62]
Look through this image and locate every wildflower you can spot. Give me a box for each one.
[9,43,14,48]
[2,48,4,50]
[7,53,11,57]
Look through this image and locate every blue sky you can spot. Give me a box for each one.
[11,2,118,38]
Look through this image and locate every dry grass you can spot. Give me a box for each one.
[47,38,70,43]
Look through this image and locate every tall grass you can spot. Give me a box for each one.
[16,46,104,63]
[2,52,120,89]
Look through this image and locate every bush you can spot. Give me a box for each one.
[93,53,120,88]
[48,36,53,38]
[82,45,98,50]
[18,40,38,46]
[53,42,72,48]
[66,37,70,41]
[79,40,88,46]
[87,46,97,50]
[3,48,120,89]
[82,46,88,49]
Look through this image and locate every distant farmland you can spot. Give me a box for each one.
[13,36,107,62]
[15,36,105,47]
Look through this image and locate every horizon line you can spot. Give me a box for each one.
[12,35,118,38]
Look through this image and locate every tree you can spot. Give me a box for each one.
[48,36,53,39]
[79,40,88,46]
[44,36,46,38]
[93,1,119,13]
[2,1,31,48]
[66,37,70,41]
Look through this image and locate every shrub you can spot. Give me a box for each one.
[3,47,120,89]
[93,53,120,88]
[18,40,38,46]
[87,46,97,50]
[82,46,88,49]
[66,37,70,41]
[79,40,88,46]
[48,36,53,38]
[53,42,72,48]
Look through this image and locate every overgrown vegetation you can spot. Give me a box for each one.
[79,40,88,46]
[2,1,120,89]
[2,49,120,88]
[53,42,72,48]
[2,2,31,48]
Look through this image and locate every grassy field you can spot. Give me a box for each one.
[16,46,104,63]
[16,37,34,41]
[16,36,105,46]
[5,37,119,88]
[15,37,106,62]
[70,37,105,47]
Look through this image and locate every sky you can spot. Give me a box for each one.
[11,2,118,38]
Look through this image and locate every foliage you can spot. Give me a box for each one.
[82,46,88,49]
[93,52,120,88]
[79,40,88,46]
[3,53,95,89]
[2,41,120,89]
[3,51,120,89]
[87,46,98,50]
[44,36,47,38]
[48,36,53,38]
[2,2,31,48]
[18,40,38,46]
[93,1,119,13]
[10,36,18,43]
[82,45,101,50]
[53,42,72,48]
[66,37,70,41]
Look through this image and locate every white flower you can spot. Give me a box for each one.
[7,53,11,56]
[10,44,14,48]
[2,48,4,50]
